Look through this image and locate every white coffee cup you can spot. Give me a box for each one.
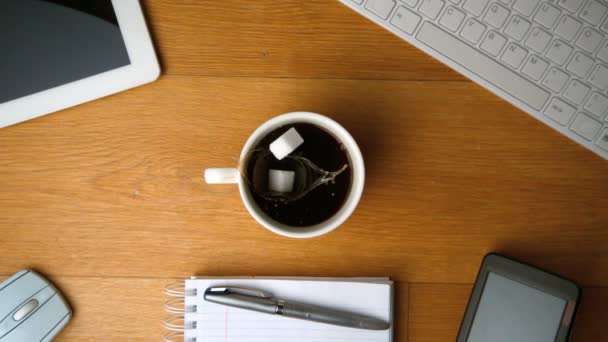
[204,112,365,238]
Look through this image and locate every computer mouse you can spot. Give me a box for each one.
[0,270,71,341]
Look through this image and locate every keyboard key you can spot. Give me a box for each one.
[563,80,591,105]
[544,98,576,124]
[463,0,490,16]
[598,40,608,63]
[545,39,573,65]
[542,67,569,92]
[417,22,550,110]
[365,0,396,19]
[558,0,585,13]
[420,0,446,19]
[522,55,550,80]
[579,0,608,26]
[588,64,608,90]
[575,28,603,54]
[584,92,608,117]
[525,27,552,53]
[481,30,507,56]
[484,3,510,28]
[570,113,603,140]
[566,52,595,78]
[439,6,466,31]
[340,0,608,159]
[596,129,608,151]
[501,43,528,68]
[504,15,531,41]
[554,15,582,41]
[460,18,487,44]
[391,6,422,34]
[534,3,562,29]
[513,0,541,17]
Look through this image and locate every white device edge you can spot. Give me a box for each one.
[0,0,160,128]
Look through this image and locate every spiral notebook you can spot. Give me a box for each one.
[164,277,394,342]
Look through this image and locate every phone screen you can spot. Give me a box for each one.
[467,272,567,342]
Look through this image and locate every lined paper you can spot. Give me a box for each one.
[184,278,393,342]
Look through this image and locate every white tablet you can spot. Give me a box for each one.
[0,0,160,128]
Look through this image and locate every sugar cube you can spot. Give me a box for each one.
[269,127,304,160]
[268,169,295,193]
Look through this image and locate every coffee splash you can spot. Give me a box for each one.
[245,148,348,203]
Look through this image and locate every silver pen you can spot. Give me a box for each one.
[204,286,389,330]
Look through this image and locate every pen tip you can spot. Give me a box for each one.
[359,319,390,330]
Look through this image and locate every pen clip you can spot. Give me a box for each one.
[205,286,273,298]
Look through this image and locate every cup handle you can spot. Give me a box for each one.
[204,168,240,184]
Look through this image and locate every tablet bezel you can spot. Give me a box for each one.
[457,253,581,342]
[0,0,160,128]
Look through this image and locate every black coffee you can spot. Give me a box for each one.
[245,123,352,227]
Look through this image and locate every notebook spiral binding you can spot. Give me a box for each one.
[164,281,198,342]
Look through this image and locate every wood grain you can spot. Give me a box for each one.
[1,77,607,285]
[1,1,608,340]
[49,276,175,341]
[143,0,465,80]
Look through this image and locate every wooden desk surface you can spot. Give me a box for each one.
[1,1,607,341]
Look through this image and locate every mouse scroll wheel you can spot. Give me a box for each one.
[13,299,39,321]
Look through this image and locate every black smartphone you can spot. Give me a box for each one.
[457,253,581,342]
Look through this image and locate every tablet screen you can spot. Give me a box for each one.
[467,272,567,342]
[0,0,131,104]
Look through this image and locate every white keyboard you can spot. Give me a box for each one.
[339,0,608,159]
